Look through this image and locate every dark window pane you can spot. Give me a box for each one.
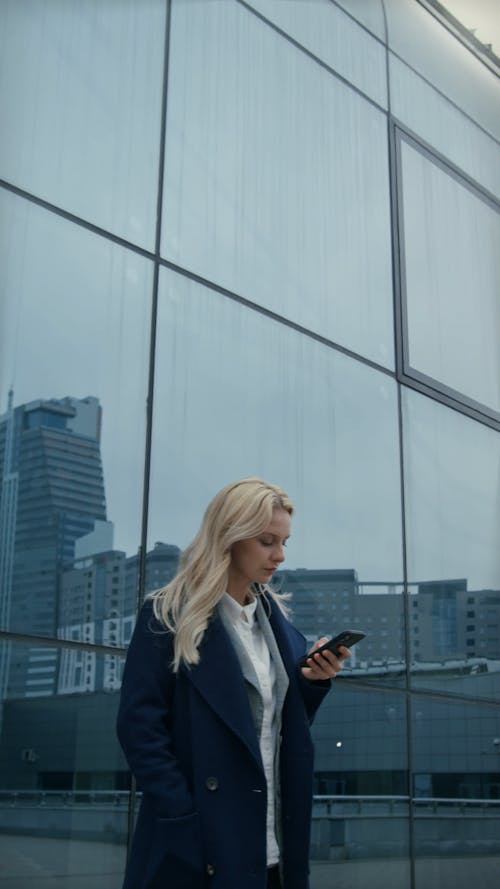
[0,638,128,888]
[412,697,500,889]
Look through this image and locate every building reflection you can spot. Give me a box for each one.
[1,392,499,867]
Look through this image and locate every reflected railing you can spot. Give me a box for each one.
[0,789,128,808]
[0,789,129,845]
[311,795,500,861]
[1,792,499,859]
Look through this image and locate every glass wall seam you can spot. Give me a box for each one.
[0,630,126,658]
[395,124,500,212]
[398,376,500,435]
[237,0,388,114]
[409,687,500,710]
[333,0,386,44]
[1,176,398,384]
[137,0,173,616]
[126,0,172,863]
[157,258,397,378]
[388,50,500,149]
[0,179,156,263]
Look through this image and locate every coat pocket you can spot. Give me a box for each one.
[143,811,205,889]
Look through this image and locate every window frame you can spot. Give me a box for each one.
[391,122,500,432]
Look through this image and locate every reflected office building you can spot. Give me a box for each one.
[0,1,499,887]
[58,541,179,694]
[0,393,106,698]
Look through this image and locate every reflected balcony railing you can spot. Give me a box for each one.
[311,795,500,861]
[1,791,499,859]
[1,789,499,812]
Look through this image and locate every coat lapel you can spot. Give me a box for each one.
[255,597,289,721]
[184,595,301,772]
[218,606,261,693]
[184,612,262,768]
[266,595,301,681]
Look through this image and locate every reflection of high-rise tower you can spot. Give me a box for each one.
[0,394,106,698]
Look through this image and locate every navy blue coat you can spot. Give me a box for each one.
[117,596,330,889]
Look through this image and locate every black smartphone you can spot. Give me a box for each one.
[299,630,366,668]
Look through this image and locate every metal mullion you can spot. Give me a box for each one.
[125,0,173,864]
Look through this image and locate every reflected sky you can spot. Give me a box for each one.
[401,137,500,415]
[403,388,500,590]
[148,268,403,580]
[1,188,498,597]
[242,0,388,107]
[0,0,498,602]
[0,0,165,249]
[163,0,394,369]
[0,189,151,556]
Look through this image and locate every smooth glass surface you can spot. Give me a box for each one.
[390,55,500,200]
[400,136,500,415]
[0,0,165,249]
[403,389,500,699]
[0,638,128,888]
[162,0,395,368]
[246,0,387,107]
[385,0,500,142]
[333,0,386,41]
[313,686,408,795]
[0,190,152,647]
[149,269,404,678]
[412,697,500,889]
[310,685,410,887]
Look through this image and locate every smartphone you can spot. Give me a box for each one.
[299,630,366,668]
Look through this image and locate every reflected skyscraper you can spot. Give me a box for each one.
[0,394,106,698]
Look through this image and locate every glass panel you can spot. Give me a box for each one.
[310,686,410,887]
[385,0,500,142]
[412,697,500,889]
[403,389,500,699]
[0,190,152,652]
[333,0,386,41]
[400,135,500,416]
[149,269,404,683]
[0,637,128,889]
[0,0,166,249]
[245,0,387,107]
[162,0,395,368]
[390,55,500,201]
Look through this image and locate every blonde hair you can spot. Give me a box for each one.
[151,477,293,671]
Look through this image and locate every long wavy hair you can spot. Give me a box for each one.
[151,477,293,671]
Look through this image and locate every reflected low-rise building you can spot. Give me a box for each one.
[58,542,180,694]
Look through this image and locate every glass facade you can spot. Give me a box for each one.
[1,1,499,887]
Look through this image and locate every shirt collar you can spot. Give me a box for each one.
[221,591,258,627]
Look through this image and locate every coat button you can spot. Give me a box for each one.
[206,776,219,791]
[206,863,216,877]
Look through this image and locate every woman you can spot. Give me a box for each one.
[117,478,350,889]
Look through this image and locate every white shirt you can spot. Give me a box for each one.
[220,592,280,865]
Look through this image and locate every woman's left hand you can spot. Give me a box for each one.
[300,637,351,681]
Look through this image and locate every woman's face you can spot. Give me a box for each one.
[228,508,291,598]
